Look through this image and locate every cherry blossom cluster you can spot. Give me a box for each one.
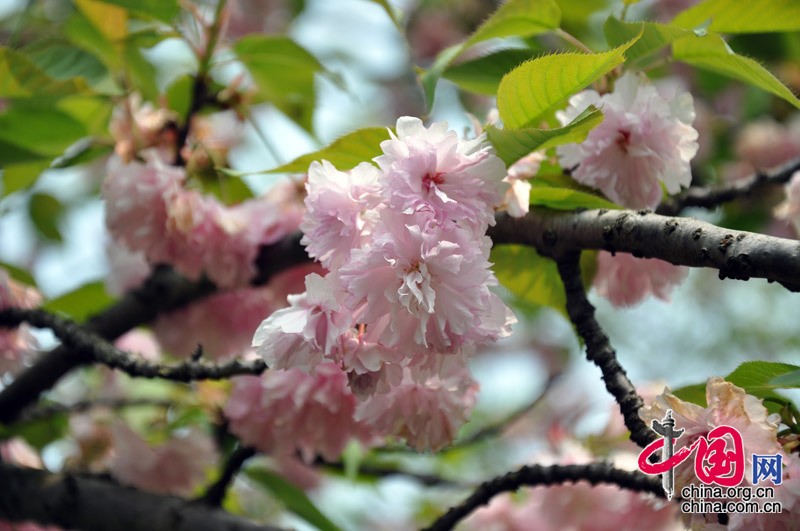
[102,151,302,289]
[246,117,516,451]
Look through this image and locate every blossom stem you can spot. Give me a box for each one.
[422,462,663,531]
[555,28,593,54]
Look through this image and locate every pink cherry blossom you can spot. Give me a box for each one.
[556,72,698,209]
[355,360,478,452]
[504,151,545,218]
[105,241,150,296]
[375,116,508,232]
[225,363,375,462]
[109,94,176,163]
[102,152,185,263]
[593,251,688,307]
[734,116,800,172]
[114,329,161,361]
[1,269,42,375]
[340,211,515,351]
[103,153,300,288]
[0,438,42,469]
[774,170,800,234]
[154,286,277,359]
[181,110,244,167]
[109,423,217,496]
[300,160,383,269]
[639,378,783,493]
[251,273,350,371]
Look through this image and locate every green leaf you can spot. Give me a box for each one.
[485,105,604,165]
[247,126,392,175]
[673,33,800,109]
[245,468,342,531]
[95,0,179,23]
[57,96,114,139]
[0,105,87,160]
[1,160,50,197]
[672,383,708,407]
[727,361,800,396]
[28,193,65,243]
[25,40,110,89]
[166,74,194,121]
[0,141,45,167]
[528,187,620,210]
[769,369,800,389]
[43,281,115,322]
[52,141,113,169]
[234,35,323,132]
[673,362,800,412]
[0,261,37,287]
[122,41,160,101]
[0,412,69,450]
[673,0,800,34]
[603,18,693,64]
[442,48,536,95]
[497,33,641,129]
[492,244,567,317]
[0,47,89,99]
[463,0,561,49]
[419,0,562,108]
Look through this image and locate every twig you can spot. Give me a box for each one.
[421,462,664,531]
[316,457,464,488]
[447,372,561,450]
[657,157,800,216]
[175,0,229,165]
[0,308,266,382]
[0,462,284,531]
[555,253,656,449]
[200,446,257,507]
[19,398,173,423]
[0,234,308,424]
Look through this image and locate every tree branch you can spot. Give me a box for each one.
[0,463,284,531]
[0,308,266,382]
[200,446,257,507]
[0,234,307,424]
[422,462,664,531]
[489,208,800,291]
[556,252,655,448]
[18,397,173,423]
[657,157,800,216]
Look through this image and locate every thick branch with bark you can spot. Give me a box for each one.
[422,463,664,531]
[489,208,800,291]
[0,463,283,531]
[556,252,655,448]
[657,157,800,215]
[0,308,266,382]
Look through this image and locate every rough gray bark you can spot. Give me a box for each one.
[489,208,800,291]
[0,463,283,531]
